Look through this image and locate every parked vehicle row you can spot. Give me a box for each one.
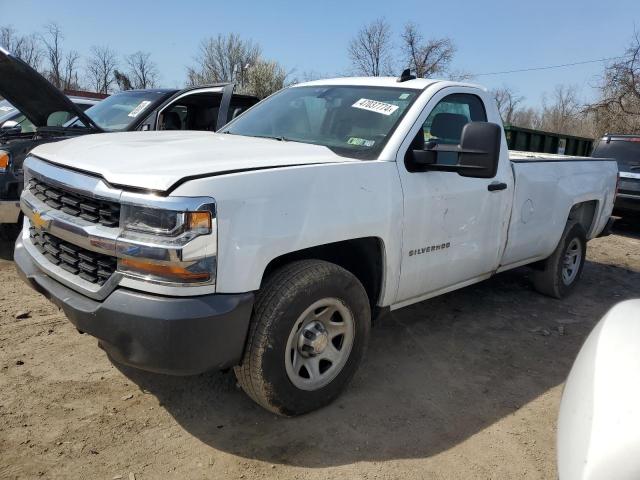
[0,47,259,237]
[12,61,617,414]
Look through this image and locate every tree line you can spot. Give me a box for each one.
[348,18,640,138]
[491,30,640,139]
[0,23,289,98]
[3,20,639,138]
[1,23,159,93]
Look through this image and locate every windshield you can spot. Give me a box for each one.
[223,85,419,159]
[0,100,17,124]
[70,90,166,131]
[592,138,640,173]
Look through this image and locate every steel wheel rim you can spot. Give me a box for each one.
[284,298,355,391]
[562,238,582,285]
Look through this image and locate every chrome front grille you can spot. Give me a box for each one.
[21,155,217,300]
[29,225,117,285]
[29,177,120,227]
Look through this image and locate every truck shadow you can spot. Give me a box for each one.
[116,260,639,467]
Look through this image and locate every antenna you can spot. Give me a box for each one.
[397,68,416,82]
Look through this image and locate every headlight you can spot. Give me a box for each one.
[0,150,10,172]
[121,205,211,238]
[116,202,217,286]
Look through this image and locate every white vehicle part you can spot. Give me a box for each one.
[393,85,513,304]
[20,157,218,299]
[499,158,617,269]
[171,161,403,303]
[29,130,357,192]
[558,300,640,480]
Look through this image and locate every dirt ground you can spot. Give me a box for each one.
[1,221,639,480]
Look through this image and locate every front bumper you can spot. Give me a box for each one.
[15,237,254,375]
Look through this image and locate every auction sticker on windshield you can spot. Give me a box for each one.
[0,106,14,112]
[128,101,152,118]
[352,98,399,116]
[348,137,375,147]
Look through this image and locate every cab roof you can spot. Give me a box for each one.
[294,76,487,92]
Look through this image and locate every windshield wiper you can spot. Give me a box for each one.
[222,131,291,142]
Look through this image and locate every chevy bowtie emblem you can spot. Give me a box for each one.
[32,211,50,230]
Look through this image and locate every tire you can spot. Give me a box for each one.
[234,260,371,416]
[532,220,587,299]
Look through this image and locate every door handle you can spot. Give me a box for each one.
[488,182,507,192]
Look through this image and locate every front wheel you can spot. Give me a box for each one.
[234,260,371,416]
[532,220,587,299]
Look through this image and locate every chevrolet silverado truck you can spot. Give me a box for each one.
[0,46,258,238]
[15,73,618,415]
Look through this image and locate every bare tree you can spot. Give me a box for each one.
[492,86,524,125]
[126,51,158,89]
[0,26,43,71]
[41,23,84,89]
[510,107,542,130]
[244,60,288,98]
[41,22,66,88]
[187,33,261,88]
[61,49,82,90]
[401,23,455,78]
[539,84,582,134]
[86,45,118,94]
[348,18,394,76]
[586,31,640,135]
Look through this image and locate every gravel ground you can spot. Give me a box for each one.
[0,221,638,480]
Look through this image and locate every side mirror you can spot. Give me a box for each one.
[1,120,19,130]
[411,148,437,165]
[410,121,502,178]
[458,122,502,178]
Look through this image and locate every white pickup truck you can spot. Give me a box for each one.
[15,74,617,415]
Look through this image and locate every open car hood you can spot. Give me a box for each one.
[0,47,100,131]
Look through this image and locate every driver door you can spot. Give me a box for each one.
[394,89,511,305]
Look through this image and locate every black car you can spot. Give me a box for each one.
[592,134,640,216]
[0,47,260,237]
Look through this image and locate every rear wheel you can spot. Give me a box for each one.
[234,260,371,416]
[532,220,587,299]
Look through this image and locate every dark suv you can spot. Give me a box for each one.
[592,134,640,216]
[0,47,259,237]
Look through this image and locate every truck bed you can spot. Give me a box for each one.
[500,151,618,270]
[509,151,605,163]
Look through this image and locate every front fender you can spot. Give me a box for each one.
[171,162,403,304]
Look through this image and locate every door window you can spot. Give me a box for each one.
[421,94,487,164]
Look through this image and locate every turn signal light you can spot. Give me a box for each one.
[187,211,212,231]
[119,258,210,282]
[0,151,9,171]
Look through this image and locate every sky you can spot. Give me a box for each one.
[1,0,639,107]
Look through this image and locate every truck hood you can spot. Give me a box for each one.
[0,47,100,131]
[30,131,358,192]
